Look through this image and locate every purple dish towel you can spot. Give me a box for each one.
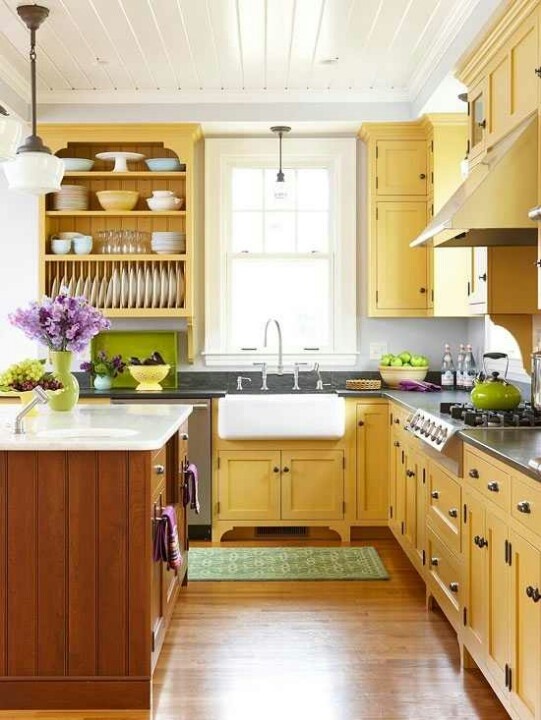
[398,380,441,392]
[152,505,182,570]
[184,463,200,514]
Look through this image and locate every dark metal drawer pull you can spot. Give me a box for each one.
[449,582,459,593]
[468,468,479,479]
[448,508,458,518]
[430,557,439,566]
[431,490,439,499]
[393,440,400,447]
[154,464,165,475]
[474,535,488,548]
[273,466,280,473]
[517,501,531,514]
[526,586,541,603]
[487,481,499,492]
[181,433,189,440]
[406,470,415,477]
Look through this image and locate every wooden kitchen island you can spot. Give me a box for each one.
[0,403,192,710]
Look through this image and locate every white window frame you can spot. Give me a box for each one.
[204,137,357,367]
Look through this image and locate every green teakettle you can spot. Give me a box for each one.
[470,352,522,411]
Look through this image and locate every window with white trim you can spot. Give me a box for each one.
[204,138,357,367]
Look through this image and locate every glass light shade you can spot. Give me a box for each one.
[0,115,23,161]
[4,150,64,195]
[274,178,288,201]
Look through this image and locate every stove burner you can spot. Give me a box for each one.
[440,402,541,428]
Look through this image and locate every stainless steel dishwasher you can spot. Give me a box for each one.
[112,397,212,539]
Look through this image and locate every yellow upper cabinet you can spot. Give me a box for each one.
[457,2,539,163]
[375,140,428,196]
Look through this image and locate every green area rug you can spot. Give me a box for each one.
[189,546,389,581]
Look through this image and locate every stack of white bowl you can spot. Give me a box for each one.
[52,184,89,211]
[151,231,186,254]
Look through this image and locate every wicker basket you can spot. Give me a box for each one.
[345,378,382,390]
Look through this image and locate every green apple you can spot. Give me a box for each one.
[380,354,392,366]
[410,355,422,367]
[398,351,411,364]
[390,357,403,367]
[419,356,429,367]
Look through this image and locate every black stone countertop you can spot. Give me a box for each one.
[78,371,541,481]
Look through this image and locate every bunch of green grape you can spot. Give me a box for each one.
[0,358,45,391]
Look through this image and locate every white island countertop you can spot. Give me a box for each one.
[0,403,193,451]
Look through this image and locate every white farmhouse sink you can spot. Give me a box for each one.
[218,394,345,440]
[35,428,138,439]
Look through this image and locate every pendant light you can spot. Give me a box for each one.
[4,5,64,195]
[270,126,291,201]
[0,106,23,162]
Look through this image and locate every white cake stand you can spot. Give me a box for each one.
[95,152,146,172]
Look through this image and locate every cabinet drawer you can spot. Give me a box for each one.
[389,404,412,440]
[427,528,462,617]
[151,446,167,497]
[511,474,541,539]
[464,449,510,512]
[427,461,461,554]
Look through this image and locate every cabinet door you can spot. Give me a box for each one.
[281,450,344,520]
[468,247,488,312]
[463,491,487,659]
[403,448,418,554]
[509,14,538,126]
[468,79,487,161]
[356,403,389,521]
[216,450,281,520]
[389,433,403,536]
[375,140,427,195]
[375,202,428,311]
[407,446,427,573]
[485,508,510,693]
[487,52,511,145]
[509,531,541,720]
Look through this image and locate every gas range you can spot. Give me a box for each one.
[406,401,541,451]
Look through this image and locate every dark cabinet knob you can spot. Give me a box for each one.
[393,440,400,447]
[448,508,458,518]
[526,586,541,602]
[535,67,541,77]
[487,481,500,493]
[273,466,280,473]
[474,535,488,548]
[282,466,290,473]
[181,433,189,440]
[449,582,459,593]
[478,273,487,282]
[419,287,427,294]
[477,119,486,129]
[394,418,400,424]
[358,420,364,427]
[517,501,531,514]
[469,468,479,479]
[154,464,165,475]
[430,557,439,566]
[431,490,439,499]
[419,173,426,179]
[406,470,415,477]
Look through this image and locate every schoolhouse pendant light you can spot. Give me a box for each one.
[270,126,291,201]
[0,106,23,162]
[4,5,64,195]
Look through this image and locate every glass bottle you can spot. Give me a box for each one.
[463,344,477,390]
[441,343,455,388]
[456,343,466,388]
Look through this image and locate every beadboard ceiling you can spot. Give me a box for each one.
[0,0,504,119]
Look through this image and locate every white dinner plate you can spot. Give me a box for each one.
[50,276,58,298]
[120,268,129,308]
[159,267,168,308]
[83,276,91,300]
[90,276,99,305]
[144,268,152,307]
[168,267,176,308]
[111,269,119,308]
[129,268,136,309]
[137,267,144,308]
[105,277,114,308]
[152,267,160,309]
[75,276,84,297]
[176,267,184,307]
[98,276,107,307]
[67,276,74,296]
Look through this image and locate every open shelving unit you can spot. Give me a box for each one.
[38,123,201,360]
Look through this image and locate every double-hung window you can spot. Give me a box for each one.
[204,138,357,366]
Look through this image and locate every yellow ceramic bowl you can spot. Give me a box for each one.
[96,190,139,211]
[378,365,428,388]
[128,364,170,391]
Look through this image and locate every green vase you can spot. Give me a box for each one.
[48,350,80,412]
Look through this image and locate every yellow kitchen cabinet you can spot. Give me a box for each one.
[216,450,281,521]
[468,78,488,163]
[509,530,541,720]
[375,140,427,196]
[463,490,488,662]
[467,245,538,314]
[356,402,389,523]
[281,450,344,521]
[485,508,510,694]
[374,201,428,314]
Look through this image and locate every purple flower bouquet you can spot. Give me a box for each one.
[9,290,111,352]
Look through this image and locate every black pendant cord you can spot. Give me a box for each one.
[277,131,284,182]
[30,27,37,139]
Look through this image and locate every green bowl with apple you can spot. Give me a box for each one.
[379,351,429,388]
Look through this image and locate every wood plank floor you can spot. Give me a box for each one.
[1,539,509,720]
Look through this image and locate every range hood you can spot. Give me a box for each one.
[410,115,538,248]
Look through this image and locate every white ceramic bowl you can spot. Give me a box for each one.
[61,158,94,171]
[146,196,183,211]
[51,239,72,254]
[378,365,429,388]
